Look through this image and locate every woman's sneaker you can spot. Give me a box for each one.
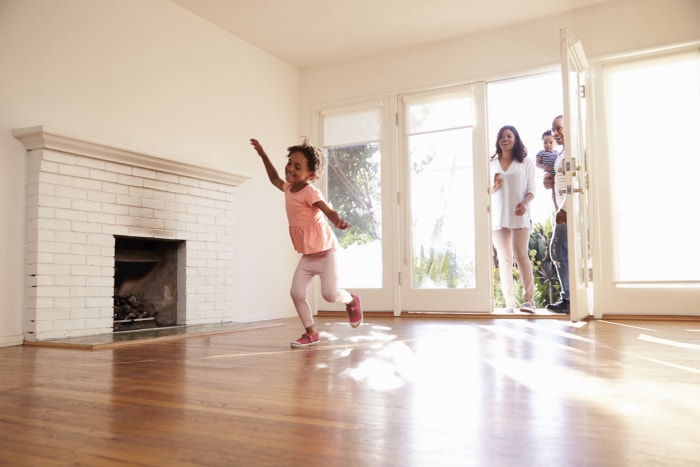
[519,302,536,313]
[291,332,320,348]
[346,293,363,328]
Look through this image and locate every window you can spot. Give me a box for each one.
[605,49,700,282]
[322,104,384,288]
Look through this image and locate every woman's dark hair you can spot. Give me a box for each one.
[491,125,528,162]
[287,136,326,182]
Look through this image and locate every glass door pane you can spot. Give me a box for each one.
[326,142,382,288]
[606,51,700,281]
[594,47,700,314]
[408,128,475,289]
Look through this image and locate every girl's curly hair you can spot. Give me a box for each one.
[287,136,327,182]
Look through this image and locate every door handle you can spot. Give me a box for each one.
[560,187,584,195]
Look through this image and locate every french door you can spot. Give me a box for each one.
[560,29,595,322]
[397,84,491,312]
[317,84,492,314]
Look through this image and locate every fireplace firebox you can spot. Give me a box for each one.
[113,236,184,332]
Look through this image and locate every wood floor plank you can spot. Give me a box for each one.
[1,317,699,466]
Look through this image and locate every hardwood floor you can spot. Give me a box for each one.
[1,316,699,466]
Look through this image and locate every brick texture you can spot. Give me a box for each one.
[24,148,237,341]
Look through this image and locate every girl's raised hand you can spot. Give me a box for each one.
[250,138,266,157]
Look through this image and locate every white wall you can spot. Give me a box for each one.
[0,0,300,346]
[299,0,700,119]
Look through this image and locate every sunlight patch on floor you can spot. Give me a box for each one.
[338,341,418,391]
[517,320,595,343]
[638,333,700,350]
[478,324,588,353]
[598,320,659,332]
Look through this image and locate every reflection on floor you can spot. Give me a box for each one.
[23,321,285,350]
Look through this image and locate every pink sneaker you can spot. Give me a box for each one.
[291,332,320,348]
[346,293,363,328]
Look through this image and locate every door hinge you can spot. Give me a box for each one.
[579,84,586,98]
[395,112,399,126]
[398,271,402,286]
[397,191,401,205]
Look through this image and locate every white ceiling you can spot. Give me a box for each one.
[169,0,613,68]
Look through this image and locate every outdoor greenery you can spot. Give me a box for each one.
[529,218,562,305]
[326,143,381,247]
[493,218,561,307]
[412,241,474,289]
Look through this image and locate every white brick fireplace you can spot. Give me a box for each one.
[13,126,248,341]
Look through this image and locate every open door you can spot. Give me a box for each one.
[560,29,594,322]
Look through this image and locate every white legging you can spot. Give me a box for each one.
[492,227,535,308]
[290,248,352,328]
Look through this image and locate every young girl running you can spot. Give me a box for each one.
[250,137,363,348]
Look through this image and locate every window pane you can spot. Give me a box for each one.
[405,90,473,133]
[409,128,476,289]
[606,51,700,281]
[325,142,383,288]
[323,107,381,146]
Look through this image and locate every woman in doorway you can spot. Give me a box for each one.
[489,125,537,313]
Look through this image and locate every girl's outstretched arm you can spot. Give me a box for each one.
[314,201,350,230]
[250,138,284,191]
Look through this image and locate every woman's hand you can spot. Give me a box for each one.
[514,202,527,216]
[491,173,503,193]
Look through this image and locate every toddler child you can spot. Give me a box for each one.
[536,130,559,209]
[536,130,558,175]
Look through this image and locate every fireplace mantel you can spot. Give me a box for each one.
[13,125,249,186]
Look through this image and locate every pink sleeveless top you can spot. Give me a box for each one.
[283,182,338,254]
